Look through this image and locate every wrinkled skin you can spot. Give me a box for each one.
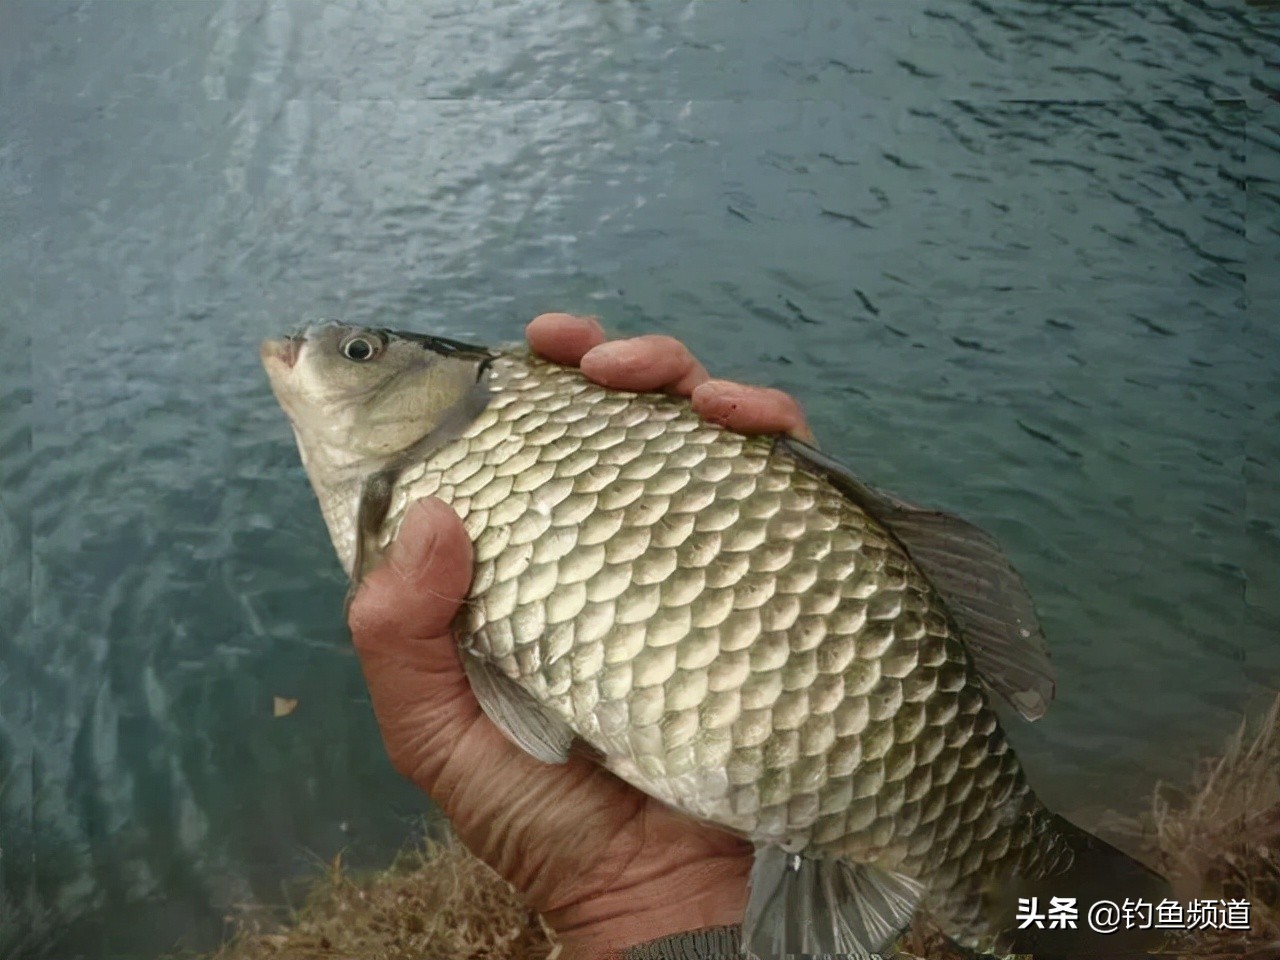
[347,313,813,958]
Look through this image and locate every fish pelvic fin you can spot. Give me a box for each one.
[460,650,574,765]
[743,845,924,959]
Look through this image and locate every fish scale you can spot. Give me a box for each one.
[380,355,1054,931]
[266,325,1168,956]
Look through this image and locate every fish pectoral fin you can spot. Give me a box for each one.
[460,651,574,765]
[352,469,400,583]
[743,845,924,959]
[778,436,1056,722]
[343,470,401,618]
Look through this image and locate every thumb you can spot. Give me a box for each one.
[348,497,474,647]
[347,497,483,784]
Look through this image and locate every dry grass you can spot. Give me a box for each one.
[199,839,556,960]
[193,696,1280,960]
[1146,694,1280,960]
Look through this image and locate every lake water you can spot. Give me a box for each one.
[1,1,1277,957]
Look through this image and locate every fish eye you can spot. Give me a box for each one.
[340,332,383,362]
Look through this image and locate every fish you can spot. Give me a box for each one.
[262,322,1169,958]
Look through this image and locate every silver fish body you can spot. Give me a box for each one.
[263,324,1167,958]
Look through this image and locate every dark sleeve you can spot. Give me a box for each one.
[618,925,743,959]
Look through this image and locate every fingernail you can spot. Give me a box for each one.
[587,339,628,360]
[581,340,640,386]
[694,380,742,408]
[387,500,441,578]
[584,340,640,369]
[708,379,746,397]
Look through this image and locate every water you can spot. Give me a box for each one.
[1,1,1276,957]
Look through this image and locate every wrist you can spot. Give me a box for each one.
[547,856,749,959]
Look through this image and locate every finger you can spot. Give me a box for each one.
[691,379,816,443]
[348,497,474,653]
[580,335,711,395]
[526,313,606,366]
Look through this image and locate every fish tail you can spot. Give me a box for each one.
[1003,813,1171,959]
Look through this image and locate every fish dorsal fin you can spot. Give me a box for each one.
[779,437,1056,722]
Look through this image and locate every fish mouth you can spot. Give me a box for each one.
[260,335,302,371]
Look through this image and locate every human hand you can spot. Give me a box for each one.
[347,313,814,958]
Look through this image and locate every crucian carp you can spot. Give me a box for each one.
[262,323,1168,958]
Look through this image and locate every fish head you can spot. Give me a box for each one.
[262,321,493,463]
[262,321,494,571]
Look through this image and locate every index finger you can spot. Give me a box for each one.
[525,313,606,366]
[525,312,813,442]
